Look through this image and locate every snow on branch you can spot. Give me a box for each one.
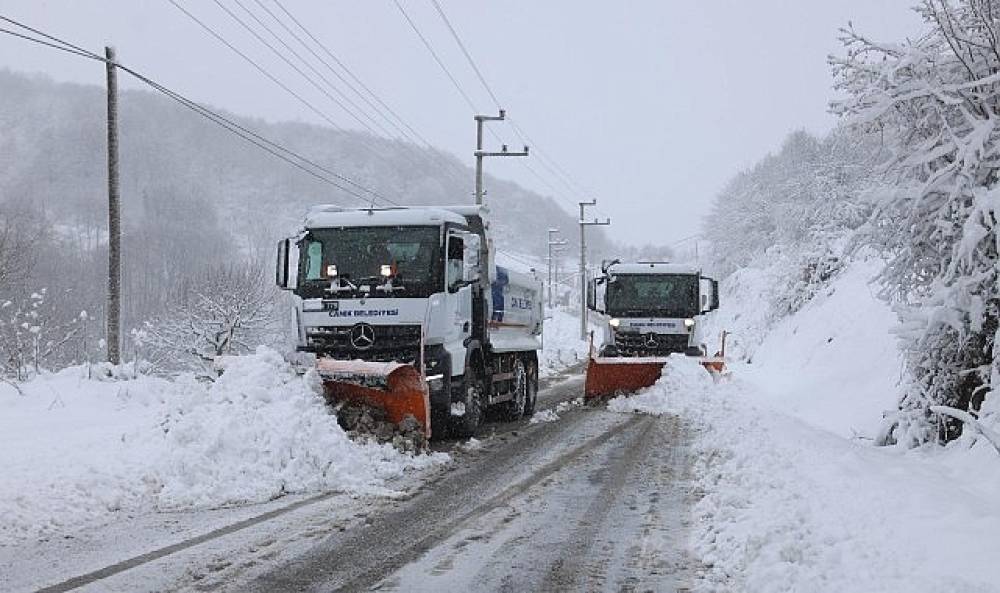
[930,405,1000,454]
[832,0,1000,444]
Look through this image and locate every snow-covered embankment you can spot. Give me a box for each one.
[608,258,1000,592]
[0,347,444,547]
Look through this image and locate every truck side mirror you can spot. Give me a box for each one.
[711,279,720,311]
[276,238,291,289]
[462,233,481,283]
[587,278,604,313]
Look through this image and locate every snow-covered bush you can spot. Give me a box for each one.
[140,263,282,375]
[0,289,91,380]
[832,0,1000,443]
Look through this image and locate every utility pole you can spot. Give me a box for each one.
[579,200,610,340]
[474,109,528,205]
[547,228,567,308]
[105,46,122,365]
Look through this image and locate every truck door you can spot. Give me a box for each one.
[440,232,473,361]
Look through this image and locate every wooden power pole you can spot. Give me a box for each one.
[105,46,121,365]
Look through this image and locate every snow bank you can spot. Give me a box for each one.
[0,347,444,546]
[615,359,1000,593]
[702,255,900,438]
[539,307,589,378]
[607,360,713,416]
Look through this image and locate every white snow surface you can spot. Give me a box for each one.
[0,347,445,547]
[606,256,1000,592]
[612,358,1000,593]
[528,409,559,424]
[539,307,590,378]
[701,254,900,438]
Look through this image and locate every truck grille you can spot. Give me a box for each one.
[305,324,422,363]
[613,331,690,356]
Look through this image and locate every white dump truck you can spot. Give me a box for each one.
[275,205,543,438]
[584,260,721,397]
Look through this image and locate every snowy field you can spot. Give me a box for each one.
[0,347,445,548]
[607,257,1000,593]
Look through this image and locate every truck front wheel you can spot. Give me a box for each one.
[451,372,485,438]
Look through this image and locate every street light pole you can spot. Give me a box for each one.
[547,228,567,308]
[579,200,610,340]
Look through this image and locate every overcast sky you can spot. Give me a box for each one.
[0,1,924,246]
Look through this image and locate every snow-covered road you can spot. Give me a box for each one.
[234,381,693,593]
[14,365,697,593]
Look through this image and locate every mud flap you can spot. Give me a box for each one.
[317,359,432,439]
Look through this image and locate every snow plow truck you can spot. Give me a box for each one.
[585,260,724,397]
[275,205,543,439]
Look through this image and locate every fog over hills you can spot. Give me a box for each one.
[0,69,615,258]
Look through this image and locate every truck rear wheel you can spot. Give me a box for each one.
[523,360,538,417]
[502,358,528,421]
[451,372,485,438]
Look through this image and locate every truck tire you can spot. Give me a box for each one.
[451,372,485,438]
[502,358,528,421]
[523,360,538,417]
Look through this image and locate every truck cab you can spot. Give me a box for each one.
[587,261,719,357]
[275,205,542,436]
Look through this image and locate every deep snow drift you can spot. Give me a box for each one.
[0,347,444,547]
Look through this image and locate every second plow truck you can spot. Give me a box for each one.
[585,260,725,398]
[275,205,543,440]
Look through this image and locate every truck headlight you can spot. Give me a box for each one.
[684,318,695,328]
[609,318,620,328]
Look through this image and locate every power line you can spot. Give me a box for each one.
[166,0,365,140]
[220,0,395,139]
[391,0,479,113]
[428,0,502,110]
[247,0,421,146]
[167,0,441,190]
[418,2,611,218]
[0,16,392,206]
[256,0,472,192]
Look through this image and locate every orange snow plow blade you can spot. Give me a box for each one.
[584,356,667,399]
[316,359,431,438]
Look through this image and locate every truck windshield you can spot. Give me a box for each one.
[296,226,442,298]
[606,274,700,318]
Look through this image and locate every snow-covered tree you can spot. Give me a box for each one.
[140,263,281,375]
[832,0,1000,444]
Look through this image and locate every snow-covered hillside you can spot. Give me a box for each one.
[704,255,900,438]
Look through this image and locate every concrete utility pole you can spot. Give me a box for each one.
[105,46,122,365]
[547,228,567,308]
[474,109,528,205]
[579,200,610,340]
[553,243,569,306]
